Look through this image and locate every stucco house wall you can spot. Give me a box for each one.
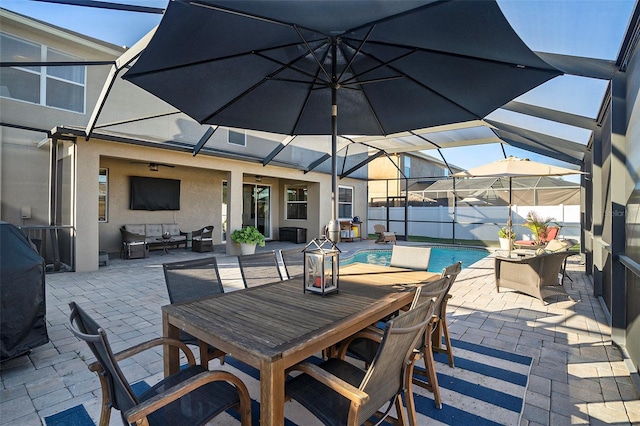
[368,152,454,203]
[0,9,124,225]
[74,136,367,270]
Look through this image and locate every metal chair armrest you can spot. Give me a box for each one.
[88,337,196,373]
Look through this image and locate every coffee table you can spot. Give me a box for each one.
[155,237,175,254]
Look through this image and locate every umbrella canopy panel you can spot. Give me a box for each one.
[452,155,584,178]
[124,0,561,136]
[410,176,580,206]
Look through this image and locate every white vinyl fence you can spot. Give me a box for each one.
[368,204,580,242]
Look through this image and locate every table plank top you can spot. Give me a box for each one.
[165,280,396,360]
[162,263,437,366]
[162,263,440,425]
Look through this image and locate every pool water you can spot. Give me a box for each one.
[340,247,489,272]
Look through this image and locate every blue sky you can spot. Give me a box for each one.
[2,0,164,48]
[3,1,632,58]
[1,0,635,175]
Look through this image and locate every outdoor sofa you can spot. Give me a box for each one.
[120,223,187,256]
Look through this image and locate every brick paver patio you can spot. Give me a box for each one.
[1,240,638,425]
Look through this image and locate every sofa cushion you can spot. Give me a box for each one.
[162,223,180,236]
[146,224,163,237]
[125,224,146,235]
[537,239,576,255]
[544,239,567,252]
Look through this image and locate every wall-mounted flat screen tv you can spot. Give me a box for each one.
[130,176,180,211]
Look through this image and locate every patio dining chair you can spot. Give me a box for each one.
[286,297,436,426]
[280,248,304,279]
[405,275,453,410]
[344,276,452,410]
[389,245,431,271]
[374,224,397,244]
[430,261,462,368]
[238,251,283,288]
[68,301,251,426]
[163,257,226,365]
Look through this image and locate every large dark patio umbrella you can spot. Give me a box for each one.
[123,0,561,241]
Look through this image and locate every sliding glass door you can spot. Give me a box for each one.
[242,184,271,239]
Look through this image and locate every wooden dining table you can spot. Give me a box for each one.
[161,262,439,425]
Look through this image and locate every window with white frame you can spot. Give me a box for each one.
[228,129,246,146]
[286,184,307,220]
[98,168,108,222]
[338,186,353,219]
[0,33,86,113]
[403,156,411,177]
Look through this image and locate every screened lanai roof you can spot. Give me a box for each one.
[3,0,636,175]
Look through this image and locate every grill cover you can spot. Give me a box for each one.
[1,221,48,361]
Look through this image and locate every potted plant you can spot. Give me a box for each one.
[231,226,265,255]
[522,211,555,245]
[497,227,515,250]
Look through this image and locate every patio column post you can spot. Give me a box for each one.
[73,136,98,272]
[226,169,243,255]
[610,74,628,346]
[591,115,605,296]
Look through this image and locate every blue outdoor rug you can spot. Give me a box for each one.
[42,404,93,426]
[43,338,532,425]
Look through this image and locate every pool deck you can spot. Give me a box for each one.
[1,238,639,425]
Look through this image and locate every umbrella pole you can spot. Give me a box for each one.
[508,177,513,257]
[327,39,340,243]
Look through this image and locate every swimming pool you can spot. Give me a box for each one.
[340,246,489,272]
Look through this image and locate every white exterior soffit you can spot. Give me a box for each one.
[58,125,324,171]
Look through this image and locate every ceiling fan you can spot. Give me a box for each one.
[129,161,175,172]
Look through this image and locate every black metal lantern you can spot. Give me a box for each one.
[303,238,340,295]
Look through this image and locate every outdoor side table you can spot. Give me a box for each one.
[98,251,109,266]
[156,238,175,255]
